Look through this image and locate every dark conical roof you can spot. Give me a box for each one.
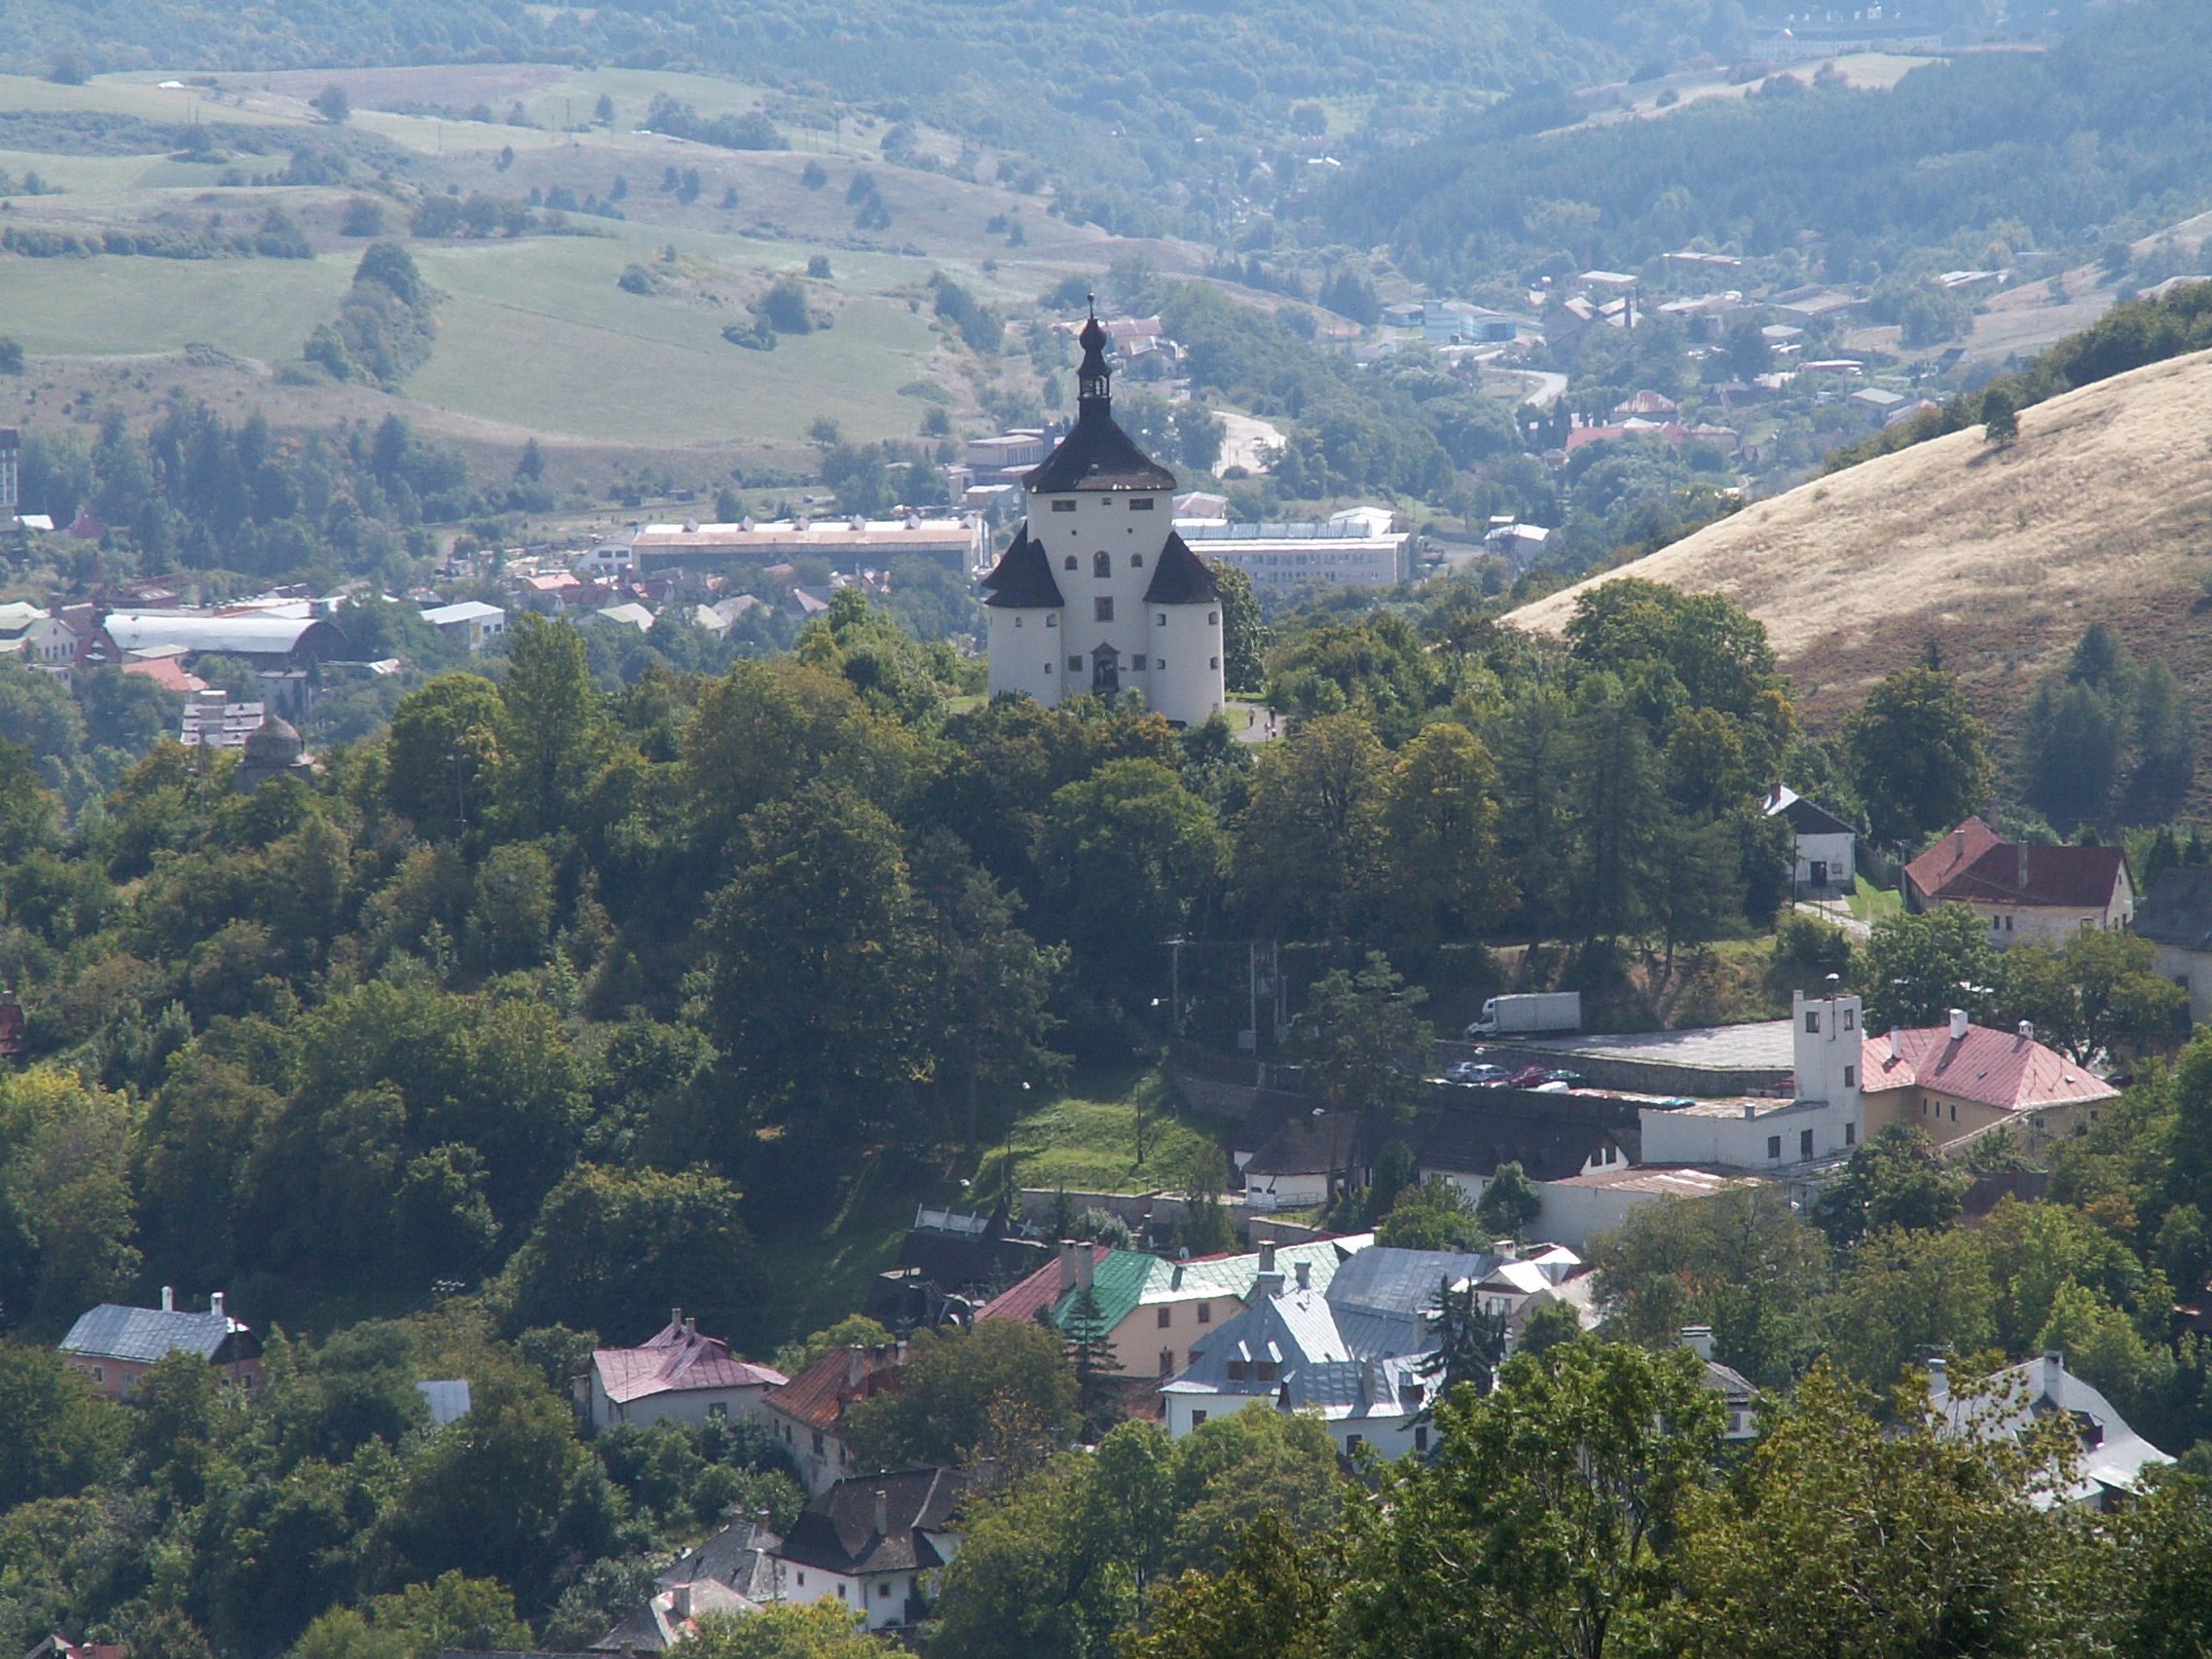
[1024,404,1177,495]
[1141,531,1221,605]
[982,529,1065,609]
[243,714,303,765]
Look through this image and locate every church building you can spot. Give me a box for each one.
[981,310,1226,727]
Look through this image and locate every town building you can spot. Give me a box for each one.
[758,1344,908,1495]
[231,715,317,793]
[628,514,987,578]
[771,1467,966,1632]
[1175,512,1412,595]
[1763,783,1856,896]
[592,1517,784,1650]
[1681,1326,1759,1440]
[1906,822,2134,943]
[2131,866,2212,1024]
[1929,1350,2169,1509]
[104,609,350,672]
[59,1288,262,1401]
[421,600,508,650]
[583,1311,787,1433]
[1859,1012,2119,1152]
[975,1236,1371,1379]
[1639,988,1866,1172]
[981,311,1225,727]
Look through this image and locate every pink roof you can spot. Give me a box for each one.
[1860,1023,2119,1115]
[124,657,209,694]
[975,1243,1109,1324]
[594,1320,785,1405]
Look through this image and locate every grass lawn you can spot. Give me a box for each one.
[976,1063,1235,1201]
[404,236,941,443]
[747,1154,933,1354]
[0,249,355,360]
[1843,877,1903,922]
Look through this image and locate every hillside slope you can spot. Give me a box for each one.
[1509,347,2212,749]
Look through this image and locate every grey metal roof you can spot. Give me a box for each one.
[60,1304,250,1364]
[105,611,348,658]
[1937,1354,2170,1505]
[1326,1247,1499,1320]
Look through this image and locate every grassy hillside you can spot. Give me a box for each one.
[1508,346,2212,805]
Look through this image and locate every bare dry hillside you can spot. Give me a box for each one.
[1509,348,2212,755]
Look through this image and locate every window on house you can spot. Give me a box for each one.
[1208,611,1218,625]
[1415,1425,1429,1453]
[1132,654,1148,669]
[879,1584,891,1597]
[1096,597,1114,622]
[1094,551,1111,577]
[1844,1010,1856,1030]
[1191,1410,1207,1426]
[1160,1349,1175,1376]
[1052,498,1077,512]
[1346,1434,1363,1453]
[1157,612,1167,625]
[1046,614,1056,627]
[1014,615,1022,628]
[1131,498,1156,510]
[92,1367,103,1383]
[1805,1012,1821,1034]
[1844,1065,1856,1088]
[1226,1360,1247,1381]
[1845,1123,1856,1146]
[1064,554,1078,571]
[1256,1360,1278,1382]
[709,1403,726,1418]
[1767,1135,1782,1160]
[1158,1307,1172,1328]
[1950,1104,1957,1122]
[797,1573,806,1588]
[1800,1128,1814,1159]
[1197,1303,1210,1323]
[836,1586,845,1601]
[1210,656,1220,670]
[812,1430,826,1455]
[1131,553,1145,566]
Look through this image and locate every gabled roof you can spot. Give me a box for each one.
[1022,407,1177,495]
[60,1303,257,1365]
[1244,1109,1363,1177]
[980,529,1065,609]
[1931,842,2128,910]
[1763,783,1854,837]
[1859,1022,2118,1115]
[975,1237,1366,1339]
[593,1320,785,1405]
[776,1466,967,1576]
[1904,816,2006,902]
[975,1243,1109,1325]
[1936,1353,2169,1505]
[2132,866,2212,950]
[762,1344,904,1434]
[1140,531,1221,606]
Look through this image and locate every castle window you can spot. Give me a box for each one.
[1131,553,1144,567]
[1069,656,1083,671]
[1805,1012,1821,1033]
[1210,656,1220,670]
[1094,551,1111,577]
[1051,498,1077,513]
[1157,612,1167,626]
[1096,598,1114,622]
[1208,611,1218,625]
[1132,654,1147,670]
[1064,555,1078,571]
[1014,616,1022,628]
[1130,497,1156,510]
[1844,1064,1856,1088]
[1766,1136,1782,1161]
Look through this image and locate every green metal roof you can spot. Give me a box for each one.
[1046,1236,1368,1329]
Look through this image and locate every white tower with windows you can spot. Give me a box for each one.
[982,309,1226,727]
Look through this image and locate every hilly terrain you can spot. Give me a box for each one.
[1508,343,2212,799]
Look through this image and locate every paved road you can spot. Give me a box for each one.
[1217,411,1286,473]
[1794,899,1872,940]
[1517,370,1568,409]
[1227,700,1278,744]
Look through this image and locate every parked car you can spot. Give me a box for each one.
[1444,1060,1508,1087]
[1543,1069,1586,1088]
[1505,1066,1551,1088]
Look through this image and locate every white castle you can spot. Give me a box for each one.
[981,309,1226,727]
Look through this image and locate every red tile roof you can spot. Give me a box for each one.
[973,1243,1108,1326]
[762,1344,905,1434]
[1903,817,2006,904]
[1929,842,2128,911]
[594,1320,785,1405]
[1860,1023,2119,1115]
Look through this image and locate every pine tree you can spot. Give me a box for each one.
[1419,1276,1508,1405]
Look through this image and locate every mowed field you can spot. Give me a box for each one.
[0,67,1201,450]
[1508,348,2212,799]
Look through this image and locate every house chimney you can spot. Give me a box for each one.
[847,1346,866,1389]
[1362,1357,1381,1405]
[873,1489,890,1537]
[1294,1260,1311,1291]
[669,1584,692,1621]
[671,1306,682,1332]
[1058,1240,1082,1296]
[2017,841,2029,895]
[161,1285,174,1313]
[1075,1246,1094,1291]
[210,1291,225,1320]
[2017,1019,2034,1043]
[1890,1027,1902,1060]
[1742,1102,1757,1119]
[2043,1349,2064,1402]
[1927,1356,1949,1404]
[1681,1325,1714,1362]
[1947,1008,1969,1041]
[1259,1241,1276,1275]
[684,1316,697,1340]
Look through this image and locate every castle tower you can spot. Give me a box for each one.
[982,307,1225,727]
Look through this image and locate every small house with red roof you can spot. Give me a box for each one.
[1905,820,2133,945]
[758,1343,908,1495]
[584,1310,785,1433]
[1861,1010,2120,1151]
